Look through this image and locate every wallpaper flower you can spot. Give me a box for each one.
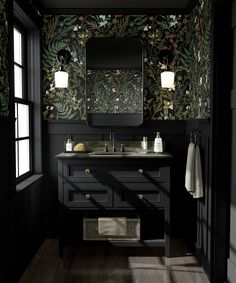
[87,69,143,114]
[189,0,211,119]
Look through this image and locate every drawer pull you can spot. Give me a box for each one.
[85,194,91,200]
[138,194,144,200]
[138,169,143,174]
[85,169,90,174]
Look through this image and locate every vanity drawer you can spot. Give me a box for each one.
[65,164,100,181]
[63,183,113,208]
[114,183,165,209]
[62,160,166,183]
[109,166,164,182]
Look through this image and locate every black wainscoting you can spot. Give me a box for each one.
[0,119,14,283]
[12,177,44,283]
[227,1,236,282]
[0,118,45,283]
[211,1,232,282]
[43,119,211,260]
[186,120,212,277]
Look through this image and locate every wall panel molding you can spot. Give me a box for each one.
[231,90,236,109]
[232,0,236,28]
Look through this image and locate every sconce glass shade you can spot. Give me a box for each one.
[161,71,175,89]
[55,71,68,88]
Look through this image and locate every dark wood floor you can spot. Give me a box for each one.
[18,239,209,283]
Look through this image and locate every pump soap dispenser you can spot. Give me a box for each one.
[154,132,163,153]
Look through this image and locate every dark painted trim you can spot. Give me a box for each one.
[211,1,232,282]
[0,118,15,139]
[14,0,43,27]
[34,0,198,15]
[44,119,191,135]
[227,0,236,282]
[27,28,43,173]
[42,7,190,15]
[231,90,236,109]
[233,0,236,27]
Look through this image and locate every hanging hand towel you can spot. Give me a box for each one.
[185,143,196,192]
[190,145,203,198]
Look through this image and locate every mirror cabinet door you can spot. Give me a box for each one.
[86,37,143,127]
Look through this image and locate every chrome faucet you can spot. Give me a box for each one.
[110,130,115,152]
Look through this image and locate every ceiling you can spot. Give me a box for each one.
[38,0,192,10]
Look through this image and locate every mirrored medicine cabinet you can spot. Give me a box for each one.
[85,37,143,127]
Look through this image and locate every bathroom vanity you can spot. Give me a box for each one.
[56,142,172,257]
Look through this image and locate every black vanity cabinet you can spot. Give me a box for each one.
[57,155,171,257]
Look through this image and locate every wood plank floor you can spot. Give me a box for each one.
[18,239,209,283]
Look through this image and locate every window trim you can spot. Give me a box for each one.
[13,22,27,100]
[13,23,33,183]
[14,99,33,183]
[13,0,43,187]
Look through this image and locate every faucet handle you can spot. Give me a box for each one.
[120,144,124,152]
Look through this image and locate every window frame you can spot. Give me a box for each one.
[13,22,33,183]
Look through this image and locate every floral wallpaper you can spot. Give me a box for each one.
[0,0,9,118]
[87,69,143,113]
[189,0,211,118]
[42,0,211,120]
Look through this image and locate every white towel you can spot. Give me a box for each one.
[190,145,203,198]
[98,217,127,236]
[185,143,196,192]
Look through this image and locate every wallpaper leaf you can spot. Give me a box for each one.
[42,41,68,69]
[44,16,59,45]
[53,101,76,119]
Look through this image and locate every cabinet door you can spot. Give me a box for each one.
[114,182,166,209]
[63,183,113,208]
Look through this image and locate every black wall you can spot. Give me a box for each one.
[0,120,14,283]
[0,121,44,283]
[227,0,236,281]
[210,0,232,282]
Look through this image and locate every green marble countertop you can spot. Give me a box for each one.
[55,141,173,159]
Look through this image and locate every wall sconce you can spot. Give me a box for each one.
[159,50,175,90]
[55,49,71,88]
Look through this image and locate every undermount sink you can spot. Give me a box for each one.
[90,151,137,156]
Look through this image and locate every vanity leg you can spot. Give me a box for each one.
[165,238,170,257]
[59,238,64,257]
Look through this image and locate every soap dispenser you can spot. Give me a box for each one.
[65,139,73,152]
[154,132,163,153]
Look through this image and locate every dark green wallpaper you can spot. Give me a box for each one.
[0,0,9,118]
[42,0,211,120]
[87,69,143,114]
[189,0,211,118]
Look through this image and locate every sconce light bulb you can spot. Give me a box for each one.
[55,71,69,88]
[161,71,175,89]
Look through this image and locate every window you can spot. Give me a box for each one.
[13,1,42,187]
[14,25,32,181]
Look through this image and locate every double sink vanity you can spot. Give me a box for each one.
[56,141,172,257]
